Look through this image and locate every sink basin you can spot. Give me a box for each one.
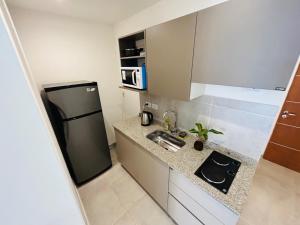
[146,130,185,152]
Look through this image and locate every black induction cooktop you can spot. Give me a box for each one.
[194,151,241,194]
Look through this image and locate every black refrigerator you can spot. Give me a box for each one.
[42,81,112,186]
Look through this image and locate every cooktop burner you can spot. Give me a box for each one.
[194,151,241,194]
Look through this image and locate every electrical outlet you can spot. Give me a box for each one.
[151,103,159,110]
[144,101,151,108]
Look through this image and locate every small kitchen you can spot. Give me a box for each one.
[1,0,300,225]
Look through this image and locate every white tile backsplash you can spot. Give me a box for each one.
[208,104,275,159]
[140,94,279,161]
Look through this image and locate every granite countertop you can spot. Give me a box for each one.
[113,117,257,215]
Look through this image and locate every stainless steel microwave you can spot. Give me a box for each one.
[121,66,147,90]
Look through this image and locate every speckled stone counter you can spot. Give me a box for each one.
[113,117,257,215]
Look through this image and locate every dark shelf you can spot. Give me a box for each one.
[119,31,145,67]
[121,55,145,60]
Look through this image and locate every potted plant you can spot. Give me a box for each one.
[189,123,223,151]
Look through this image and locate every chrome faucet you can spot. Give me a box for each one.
[162,110,177,133]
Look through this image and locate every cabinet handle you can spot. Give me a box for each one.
[281,110,296,119]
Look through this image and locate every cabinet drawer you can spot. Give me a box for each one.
[168,195,203,225]
[169,181,223,225]
[169,169,239,225]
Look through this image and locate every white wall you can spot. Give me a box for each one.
[8,6,122,144]
[114,0,229,37]
[0,1,87,224]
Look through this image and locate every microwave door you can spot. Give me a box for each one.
[122,70,135,87]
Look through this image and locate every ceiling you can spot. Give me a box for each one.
[6,0,161,24]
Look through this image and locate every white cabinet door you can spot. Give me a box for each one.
[169,182,223,225]
[168,195,203,225]
[169,169,239,225]
[121,90,140,119]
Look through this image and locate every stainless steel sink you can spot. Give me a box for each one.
[146,130,185,152]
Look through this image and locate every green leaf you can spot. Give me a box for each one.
[190,123,223,139]
[209,129,223,135]
[189,128,199,134]
[195,123,203,132]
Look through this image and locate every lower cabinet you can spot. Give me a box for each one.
[115,130,239,224]
[168,169,239,225]
[168,195,203,225]
[115,130,169,210]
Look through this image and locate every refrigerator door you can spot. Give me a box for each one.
[64,112,112,185]
[46,84,101,119]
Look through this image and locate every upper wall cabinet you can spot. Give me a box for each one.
[146,13,197,101]
[146,0,300,101]
[192,0,300,90]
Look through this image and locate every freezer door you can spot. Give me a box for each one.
[46,84,101,119]
[64,112,112,185]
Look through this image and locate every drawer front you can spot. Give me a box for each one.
[169,182,223,225]
[168,195,203,225]
[270,123,300,149]
[169,169,239,225]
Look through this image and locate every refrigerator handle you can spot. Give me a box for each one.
[55,104,69,142]
[63,121,69,141]
[50,101,67,120]
[48,100,68,147]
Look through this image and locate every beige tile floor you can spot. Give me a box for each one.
[78,149,175,225]
[79,149,300,225]
[238,159,300,225]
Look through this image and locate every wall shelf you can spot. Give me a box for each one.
[121,55,145,60]
[118,31,147,92]
[118,31,146,67]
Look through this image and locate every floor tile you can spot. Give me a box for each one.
[110,147,119,166]
[111,173,146,209]
[238,159,300,225]
[127,195,174,225]
[79,182,126,225]
[113,212,139,225]
[78,149,172,225]
[79,149,299,225]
